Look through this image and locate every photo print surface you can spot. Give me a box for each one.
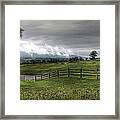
[20,20,100,100]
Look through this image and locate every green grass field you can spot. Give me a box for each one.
[20,60,100,74]
[20,60,100,100]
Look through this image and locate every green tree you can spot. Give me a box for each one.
[89,50,98,60]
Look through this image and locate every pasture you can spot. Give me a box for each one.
[20,60,100,100]
[20,60,100,74]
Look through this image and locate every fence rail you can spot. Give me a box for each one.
[20,67,100,81]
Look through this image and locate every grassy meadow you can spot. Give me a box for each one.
[20,60,100,74]
[20,60,100,100]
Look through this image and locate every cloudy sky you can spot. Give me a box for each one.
[20,20,100,57]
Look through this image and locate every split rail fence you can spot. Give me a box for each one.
[20,67,100,81]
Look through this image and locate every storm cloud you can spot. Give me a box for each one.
[20,20,100,57]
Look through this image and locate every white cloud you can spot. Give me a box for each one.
[20,39,74,57]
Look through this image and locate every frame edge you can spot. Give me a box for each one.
[1,0,120,119]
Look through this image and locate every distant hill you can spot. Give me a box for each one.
[20,51,85,59]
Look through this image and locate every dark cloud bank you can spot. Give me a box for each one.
[20,20,100,57]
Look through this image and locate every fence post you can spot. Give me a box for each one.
[68,67,70,77]
[41,73,42,80]
[24,75,26,81]
[49,72,50,79]
[97,68,98,80]
[57,70,59,78]
[80,68,82,79]
[34,75,36,82]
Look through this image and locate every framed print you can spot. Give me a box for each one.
[0,0,119,119]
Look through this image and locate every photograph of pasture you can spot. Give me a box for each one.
[20,20,100,100]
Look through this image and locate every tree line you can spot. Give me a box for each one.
[20,50,99,64]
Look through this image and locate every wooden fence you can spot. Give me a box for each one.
[20,67,100,81]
